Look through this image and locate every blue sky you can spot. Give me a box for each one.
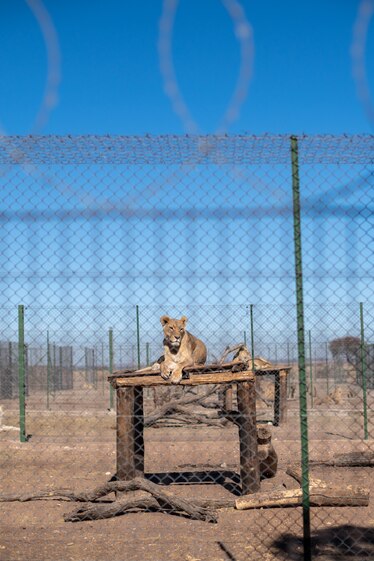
[0,1,373,356]
[0,0,373,135]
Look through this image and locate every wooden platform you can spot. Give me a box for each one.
[109,361,291,426]
[108,362,291,496]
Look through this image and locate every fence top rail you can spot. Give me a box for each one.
[0,134,373,165]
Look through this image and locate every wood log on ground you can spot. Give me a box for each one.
[0,487,235,510]
[310,451,374,468]
[236,485,370,510]
[64,477,217,523]
[234,465,368,510]
[0,477,220,523]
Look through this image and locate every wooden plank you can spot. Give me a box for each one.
[224,385,233,411]
[109,360,249,380]
[133,387,144,475]
[113,370,255,388]
[116,388,136,481]
[237,381,260,495]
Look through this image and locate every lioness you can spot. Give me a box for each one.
[159,315,207,384]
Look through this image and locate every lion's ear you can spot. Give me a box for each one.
[180,316,188,327]
[160,315,170,326]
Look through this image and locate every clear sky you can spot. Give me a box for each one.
[0,0,373,135]
[0,1,373,359]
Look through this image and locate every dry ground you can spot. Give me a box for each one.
[1,388,373,561]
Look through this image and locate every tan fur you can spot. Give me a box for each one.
[159,315,207,384]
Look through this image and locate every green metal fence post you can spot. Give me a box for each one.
[18,305,27,442]
[291,135,311,561]
[249,304,255,371]
[136,305,141,369]
[109,328,114,410]
[360,302,368,440]
[146,342,150,366]
[308,330,314,408]
[243,330,247,346]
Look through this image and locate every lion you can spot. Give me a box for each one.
[157,315,207,384]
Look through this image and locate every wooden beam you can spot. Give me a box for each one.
[116,388,136,481]
[224,385,233,411]
[113,370,255,388]
[133,387,144,475]
[237,381,260,495]
[273,369,289,425]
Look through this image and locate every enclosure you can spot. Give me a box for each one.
[0,134,373,561]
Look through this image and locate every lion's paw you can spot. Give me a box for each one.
[160,364,172,380]
[169,370,183,384]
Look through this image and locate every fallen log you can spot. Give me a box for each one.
[236,485,369,510]
[311,451,374,468]
[236,465,370,510]
[64,492,160,521]
[64,477,217,523]
[0,486,235,510]
[0,477,219,523]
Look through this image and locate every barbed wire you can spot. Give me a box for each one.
[351,0,374,128]
[0,0,61,137]
[158,0,254,134]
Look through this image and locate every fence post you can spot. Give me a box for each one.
[291,135,311,561]
[146,343,150,366]
[360,302,368,440]
[18,305,27,442]
[109,329,114,410]
[249,304,255,371]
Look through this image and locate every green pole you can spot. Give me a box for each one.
[109,329,114,410]
[47,331,51,410]
[18,305,27,442]
[249,304,255,371]
[146,343,150,366]
[308,330,313,408]
[243,330,247,346]
[291,135,311,560]
[136,305,141,369]
[360,302,368,440]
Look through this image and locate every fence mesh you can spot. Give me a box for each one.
[0,134,373,561]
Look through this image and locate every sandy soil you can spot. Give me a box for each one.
[1,387,373,561]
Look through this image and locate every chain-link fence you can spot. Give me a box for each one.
[0,134,373,561]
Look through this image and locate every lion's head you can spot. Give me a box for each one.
[160,315,187,351]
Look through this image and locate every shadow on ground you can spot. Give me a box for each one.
[273,525,374,560]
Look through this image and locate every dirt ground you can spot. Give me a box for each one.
[1,388,374,561]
